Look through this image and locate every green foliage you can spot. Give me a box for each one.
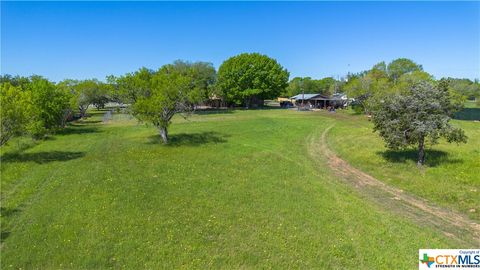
[343,77,370,113]
[182,61,216,100]
[112,67,154,104]
[285,77,313,97]
[443,77,480,101]
[217,53,289,106]
[393,70,434,93]
[344,59,427,113]
[343,59,478,114]
[128,61,207,143]
[0,83,32,145]
[1,76,76,143]
[283,76,336,97]
[25,77,71,138]
[437,78,466,112]
[77,79,110,110]
[370,61,387,78]
[0,75,31,89]
[327,111,480,221]
[60,79,111,117]
[387,58,423,82]
[343,74,392,113]
[371,81,467,165]
[90,82,111,109]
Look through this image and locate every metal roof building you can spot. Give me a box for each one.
[290,93,347,109]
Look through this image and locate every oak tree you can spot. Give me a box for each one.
[371,80,467,166]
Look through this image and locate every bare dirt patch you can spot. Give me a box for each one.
[308,125,480,246]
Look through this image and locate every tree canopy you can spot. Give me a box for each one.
[387,58,423,82]
[111,67,155,104]
[283,77,337,97]
[27,76,71,137]
[445,78,480,101]
[118,61,210,143]
[0,82,32,145]
[371,80,467,166]
[343,58,429,113]
[217,53,289,106]
[1,55,478,146]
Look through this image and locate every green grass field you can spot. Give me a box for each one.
[326,111,480,222]
[1,109,478,268]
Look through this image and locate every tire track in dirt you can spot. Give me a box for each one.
[308,125,480,246]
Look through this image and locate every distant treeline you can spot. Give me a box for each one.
[285,58,479,113]
[1,54,478,145]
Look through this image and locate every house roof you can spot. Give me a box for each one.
[290,93,327,100]
[291,94,320,100]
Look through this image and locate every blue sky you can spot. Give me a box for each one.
[1,1,479,82]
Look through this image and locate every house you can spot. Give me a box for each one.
[290,93,348,109]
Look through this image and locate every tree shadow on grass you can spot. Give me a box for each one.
[147,132,229,147]
[1,207,21,243]
[0,207,21,218]
[1,151,85,164]
[77,120,102,124]
[1,231,10,243]
[56,125,101,136]
[194,109,236,115]
[377,149,462,167]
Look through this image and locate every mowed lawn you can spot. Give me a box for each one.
[326,110,480,222]
[0,109,471,269]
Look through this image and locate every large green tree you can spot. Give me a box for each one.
[128,61,206,144]
[387,58,423,82]
[344,59,425,113]
[371,80,467,166]
[343,69,392,113]
[217,53,289,106]
[111,67,154,104]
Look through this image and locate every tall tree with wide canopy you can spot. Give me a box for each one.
[387,58,423,82]
[217,53,289,107]
[371,80,467,166]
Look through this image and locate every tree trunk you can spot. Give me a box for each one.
[159,126,168,144]
[244,97,250,109]
[79,106,87,118]
[62,110,72,128]
[417,136,425,166]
